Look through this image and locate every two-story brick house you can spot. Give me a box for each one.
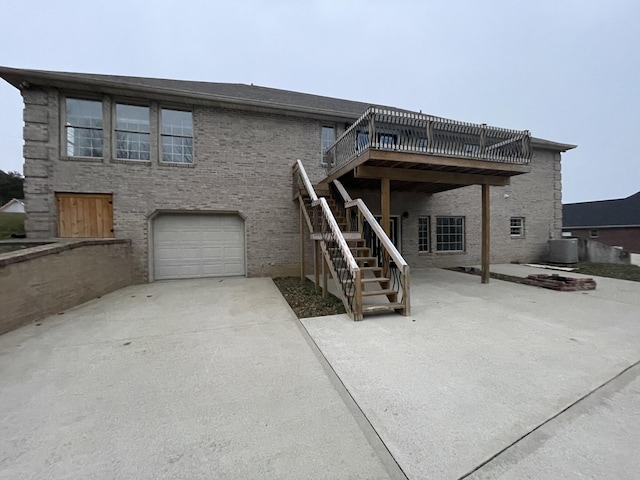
[0,66,575,318]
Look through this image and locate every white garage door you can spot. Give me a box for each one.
[153,214,245,280]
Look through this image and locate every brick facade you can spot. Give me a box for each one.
[20,85,564,282]
[0,239,132,334]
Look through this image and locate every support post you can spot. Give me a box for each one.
[300,201,305,282]
[322,253,328,298]
[313,240,320,291]
[381,178,391,277]
[481,184,490,284]
[354,269,363,321]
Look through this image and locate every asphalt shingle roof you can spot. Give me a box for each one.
[563,192,640,227]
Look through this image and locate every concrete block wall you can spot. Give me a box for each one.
[21,86,343,282]
[0,240,132,335]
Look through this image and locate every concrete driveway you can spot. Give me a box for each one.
[301,267,640,479]
[0,278,396,480]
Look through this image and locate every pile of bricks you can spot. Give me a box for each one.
[526,274,597,291]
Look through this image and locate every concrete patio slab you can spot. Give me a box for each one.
[0,278,395,480]
[301,268,640,479]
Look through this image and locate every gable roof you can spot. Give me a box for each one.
[0,66,576,151]
[0,198,25,213]
[563,192,640,228]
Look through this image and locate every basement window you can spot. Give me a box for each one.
[590,229,599,238]
[510,217,525,238]
[418,216,430,252]
[436,216,465,252]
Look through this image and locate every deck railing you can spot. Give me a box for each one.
[324,107,532,173]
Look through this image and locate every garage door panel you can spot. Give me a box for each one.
[153,214,245,280]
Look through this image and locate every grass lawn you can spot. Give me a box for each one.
[0,213,25,239]
[574,262,640,282]
[273,277,346,318]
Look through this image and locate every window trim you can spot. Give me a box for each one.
[435,216,465,253]
[159,107,194,165]
[62,96,105,160]
[510,217,525,238]
[418,216,430,253]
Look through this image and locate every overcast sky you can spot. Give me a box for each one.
[0,0,638,203]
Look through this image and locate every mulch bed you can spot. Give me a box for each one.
[273,277,346,318]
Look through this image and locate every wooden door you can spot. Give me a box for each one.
[56,193,114,238]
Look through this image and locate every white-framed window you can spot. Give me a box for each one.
[321,126,335,165]
[115,104,150,160]
[65,98,103,158]
[418,216,430,252]
[590,229,599,238]
[436,216,465,252]
[161,109,193,164]
[510,217,525,238]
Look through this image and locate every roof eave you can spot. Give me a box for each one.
[0,66,362,122]
[531,136,577,152]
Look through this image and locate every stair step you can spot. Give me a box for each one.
[337,266,382,273]
[340,277,390,285]
[361,289,397,297]
[361,277,390,283]
[362,303,405,315]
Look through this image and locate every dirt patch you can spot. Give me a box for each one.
[273,277,346,318]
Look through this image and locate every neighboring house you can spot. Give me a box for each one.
[0,66,576,318]
[563,192,640,254]
[0,198,25,213]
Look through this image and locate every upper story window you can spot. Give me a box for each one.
[161,109,193,164]
[66,98,103,158]
[321,126,335,165]
[115,104,150,160]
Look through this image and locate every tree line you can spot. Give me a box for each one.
[0,170,24,206]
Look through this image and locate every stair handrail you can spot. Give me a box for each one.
[344,199,408,270]
[315,197,360,274]
[293,159,318,203]
[333,179,410,315]
[293,160,363,319]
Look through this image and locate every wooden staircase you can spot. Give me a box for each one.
[309,183,405,317]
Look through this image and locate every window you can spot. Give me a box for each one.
[510,217,525,238]
[418,217,430,252]
[65,98,103,157]
[115,104,150,160]
[356,132,369,151]
[436,216,465,252]
[378,133,396,149]
[321,126,335,165]
[590,229,599,238]
[161,109,193,163]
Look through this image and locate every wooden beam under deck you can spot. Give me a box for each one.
[367,150,531,175]
[355,165,511,186]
